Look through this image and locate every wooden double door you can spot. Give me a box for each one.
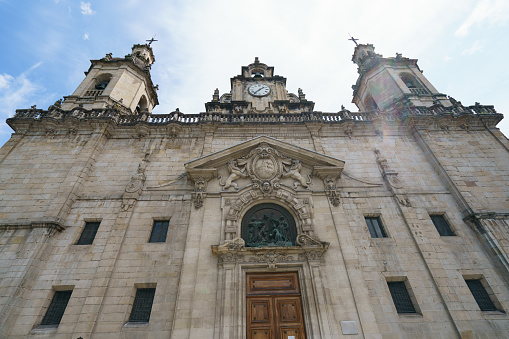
[247,272,306,339]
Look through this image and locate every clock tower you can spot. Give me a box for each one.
[205,57,314,114]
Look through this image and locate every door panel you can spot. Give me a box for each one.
[248,298,273,324]
[250,329,272,339]
[276,297,302,324]
[247,273,306,339]
[278,327,303,339]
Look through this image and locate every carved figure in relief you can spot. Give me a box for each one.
[283,160,309,189]
[222,160,247,190]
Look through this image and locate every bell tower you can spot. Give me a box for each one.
[61,43,159,114]
[351,43,451,112]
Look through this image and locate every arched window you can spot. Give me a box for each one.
[85,73,112,96]
[94,73,112,90]
[251,69,265,78]
[136,95,148,113]
[399,72,428,94]
[241,203,297,247]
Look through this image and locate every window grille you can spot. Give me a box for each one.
[430,215,455,236]
[387,281,416,314]
[40,290,73,326]
[149,220,169,243]
[365,217,387,238]
[76,222,100,245]
[465,279,497,311]
[129,288,156,323]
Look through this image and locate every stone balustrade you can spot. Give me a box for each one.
[9,103,500,128]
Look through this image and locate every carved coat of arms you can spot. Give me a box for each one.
[220,143,311,193]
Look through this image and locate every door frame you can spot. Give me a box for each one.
[246,271,306,339]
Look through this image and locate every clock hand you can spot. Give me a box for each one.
[254,87,264,94]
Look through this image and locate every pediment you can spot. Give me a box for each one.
[185,136,344,195]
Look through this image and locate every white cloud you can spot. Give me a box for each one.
[0,63,44,121]
[462,40,483,55]
[0,74,14,90]
[455,0,509,37]
[80,2,96,15]
[83,33,90,40]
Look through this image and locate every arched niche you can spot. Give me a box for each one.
[93,73,112,90]
[241,203,297,247]
[136,95,148,113]
[364,94,378,111]
[224,187,313,242]
[399,72,421,89]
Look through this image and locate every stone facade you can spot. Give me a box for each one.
[0,43,508,338]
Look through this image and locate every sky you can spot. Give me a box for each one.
[0,0,508,147]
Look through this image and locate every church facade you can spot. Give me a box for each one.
[0,43,508,338]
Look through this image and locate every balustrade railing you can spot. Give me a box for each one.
[10,103,499,127]
[409,88,430,95]
[84,90,104,97]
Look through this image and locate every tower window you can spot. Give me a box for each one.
[93,73,112,90]
[251,70,264,78]
[400,72,428,95]
[149,220,169,243]
[430,215,455,236]
[365,216,387,238]
[76,222,100,245]
[387,281,417,314]
[465,279,498,311]
[129,288,156,323]
[136,95,148,113]
[40,290,73,327]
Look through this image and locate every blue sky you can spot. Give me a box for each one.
[0,0,508,147]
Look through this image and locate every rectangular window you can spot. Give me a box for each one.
[465,279,498,311]
[365,216,387,238]
[149,220,169,243]
[40,290,73,327]
[76,222,100,245]
[387,281,416,314]
[430,215,455,236]
[129,288,156,323]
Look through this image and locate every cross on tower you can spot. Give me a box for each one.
[146,36,158,46]
[348,35,359,46]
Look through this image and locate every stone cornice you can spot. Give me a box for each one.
[0,221,64,232]
[7,103,503,134]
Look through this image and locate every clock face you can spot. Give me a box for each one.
[248,84,270,97]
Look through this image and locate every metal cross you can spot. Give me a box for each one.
[146,35,158,46]
[348,34,359,46]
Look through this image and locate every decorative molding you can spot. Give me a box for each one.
[312,166,343,207]
[373,149,402,189]
[211,233,329,268]
[0,221,65,232]
[186,168,217,209]
[122,153,150,211]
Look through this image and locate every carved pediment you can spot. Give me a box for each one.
[185,136,345,195]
